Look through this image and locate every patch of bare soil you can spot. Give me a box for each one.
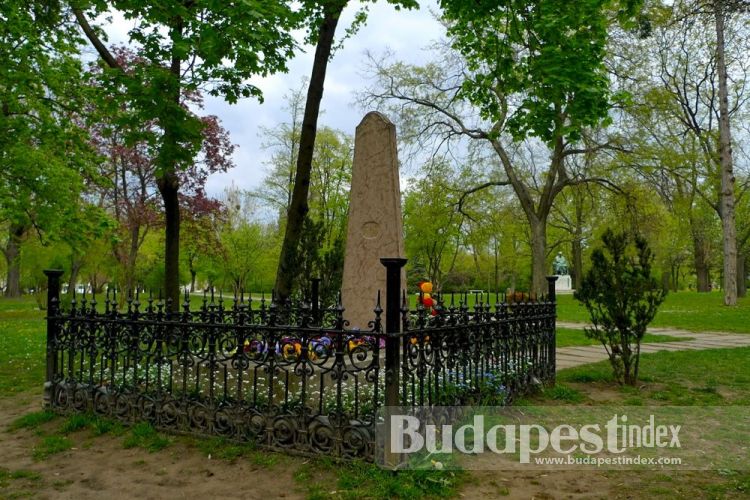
[459,469,614,499]
[458,467,750,500]
[0,393,305,500]
[1,393,746,500]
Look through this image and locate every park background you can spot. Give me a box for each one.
[2,0,750,305]
[3,0,750,498]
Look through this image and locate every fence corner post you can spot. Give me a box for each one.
[381,258,407,403]
[380,257,407,469]
[545,275,558,384]
[43,269,64,409]
[546,275,558,303]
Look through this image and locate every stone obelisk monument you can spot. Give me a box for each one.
[341,112,406,329]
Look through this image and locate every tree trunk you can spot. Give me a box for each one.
[632,345,641,385]
[571,188,585,290]
[89,274,105,294]
[158,171,181,309]
[530,217,547,296]
[74,7,184,308]
[274,3,344,301]
[738,252,746,298]
[3,224,24,297]
[190,269,197,293]
[572,236,583,290]
[156,15,185,311]
[124,223,140,299]
[471,244,481,275]
[68,256,83,296]
[693,234,711,292]
[715,0,738,306]
[661,271,671,293]
[493,237,499,291]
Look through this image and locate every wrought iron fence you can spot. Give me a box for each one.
[42,262,557,462]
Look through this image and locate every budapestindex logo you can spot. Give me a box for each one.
[390,413,682,464]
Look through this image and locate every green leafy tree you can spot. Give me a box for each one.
[365,0,642,294]
[1,1,97,296]
[403,165,465,289]
[548,183,603,290]
[72,0,300,307]
[441,0,643,296]
[77,234,118,294]
[622,85,721,292]
[575,229,666,385]
[181,199,224,293]
[627,0,750,303]
[212,186,277,295]
[85,48,235,299]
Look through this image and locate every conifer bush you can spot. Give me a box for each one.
[574,229,666,385]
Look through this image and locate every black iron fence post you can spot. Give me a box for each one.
[546,276,558,383]
[381,257,407,468]
[43,269,64,408]
[546,275,558,304]
[381,258,407,406]
[311,277,321,325]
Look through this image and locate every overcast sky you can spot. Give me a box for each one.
[99,1,445,198]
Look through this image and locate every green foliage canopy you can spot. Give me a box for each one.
[1,1,103,242]
[79,0,301,175]
[439,0,642,143]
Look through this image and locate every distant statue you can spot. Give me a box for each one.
[553,252,569,276]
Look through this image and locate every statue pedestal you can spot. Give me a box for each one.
[554,274,572,292]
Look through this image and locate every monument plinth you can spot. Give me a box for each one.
[341,112,406,329]
[554,275,573,292]
[552,252,573,292]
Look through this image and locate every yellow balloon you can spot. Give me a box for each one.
[420,282,433,293]
[423,293,431,300]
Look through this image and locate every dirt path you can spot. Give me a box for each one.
[0,393,308,500]
[556,322,750,370]
[2,393,745,500]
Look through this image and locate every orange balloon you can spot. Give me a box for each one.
[420,282,433,294]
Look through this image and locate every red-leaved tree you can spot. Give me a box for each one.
[88,48,233,298]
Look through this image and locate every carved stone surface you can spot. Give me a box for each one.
[341,112,406,329]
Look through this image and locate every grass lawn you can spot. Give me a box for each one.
[555,327,687,347]
[556,291,750,333]
[1,295,749,498]
[509,347,750,498]
[537,346,750,406]
[0,297,46,398]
